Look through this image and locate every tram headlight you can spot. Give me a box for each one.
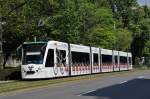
[34,67,42,72]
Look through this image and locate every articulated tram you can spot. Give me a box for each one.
[21,41,132,79]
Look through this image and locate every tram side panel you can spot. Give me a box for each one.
[101,49,113,72]
[119,51,128,71]
[44,41,69,78]
[70,44,91,76]
[56,48,70,76]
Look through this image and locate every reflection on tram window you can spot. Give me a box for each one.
[120,56,127,64]
[102,55,112,64]
[56,49,66,67]
[115,56,118,63]
[71,52,90,66]
[93,53,98,66]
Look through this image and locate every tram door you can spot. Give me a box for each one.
[56,49,68,76]
[120,56,128,70]
[114,56,119,71]
[45,49,55,77]
[101,54,113,72]
[45,48,69,77]
[92,53,99,73]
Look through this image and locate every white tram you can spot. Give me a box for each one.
[21,41,132,79]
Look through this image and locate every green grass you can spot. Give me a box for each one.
[0,69,149,94]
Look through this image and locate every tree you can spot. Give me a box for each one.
[1,0,55,67]
[82,26,116,49]
[115,29,132,51]
[2,0,150,67]
[108,0,138,28]
[48,0,81,43]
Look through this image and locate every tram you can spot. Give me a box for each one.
[21,41,132,79]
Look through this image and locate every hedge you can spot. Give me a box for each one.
[0,67,21,80]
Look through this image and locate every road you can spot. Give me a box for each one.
[1,70,150,99]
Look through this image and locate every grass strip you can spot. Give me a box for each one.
[0,69,149,94]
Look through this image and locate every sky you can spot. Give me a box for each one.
[138,0,150,6]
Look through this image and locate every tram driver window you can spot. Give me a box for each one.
[45,49,54,67]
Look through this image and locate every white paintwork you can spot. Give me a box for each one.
[101,48,112,55]
[70,44,90,53]
[70,44,91,76]
[113,50,118,55]
[44,41,69,78]
[119,51,127,57]
[21,64,46,79]
[119,51,128,71]
[21,41,133,79]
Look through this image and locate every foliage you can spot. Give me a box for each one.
[1,0,150,66]
[83,26,116,49]
[115,29,132,51]
[0,67,20,80]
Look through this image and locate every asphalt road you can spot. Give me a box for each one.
[1,70,150,99]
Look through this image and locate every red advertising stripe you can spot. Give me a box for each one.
[76,66,78,71]
[65,67,69,72]
[73,66,75,71]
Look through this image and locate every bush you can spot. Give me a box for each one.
[0,67,21,81]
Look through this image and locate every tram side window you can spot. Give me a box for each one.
[102,55,112,64]
[93,54,98,65]
[120,56,127,64]
[129,57,132,65]
[56,49,66,66]
[71,52,90,65]
[115,56,118,64]
[45,49,54,67]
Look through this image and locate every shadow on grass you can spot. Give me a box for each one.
[0,67,21,80]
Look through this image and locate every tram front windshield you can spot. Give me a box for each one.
[22,43,47,65]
